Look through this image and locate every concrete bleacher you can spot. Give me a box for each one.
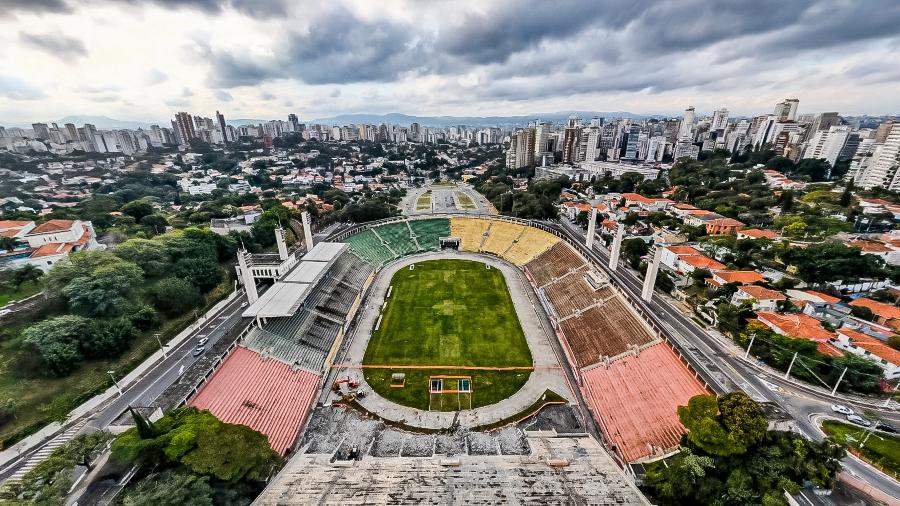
[346,229,395,266]
[524,241,588,287]
[243,328,329,373]
[374,222,417,257]
[558,299,658,368]
[502,227,560,266]
[581,343,709,462]
[542,277,613,318]
[408,218,450,251]
[451,217,491,251]
[480,220,526,256]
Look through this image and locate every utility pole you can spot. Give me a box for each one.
[883,381,899,408]
[784,352,798,379]
[744,332,756,359]
[831,367,848,396]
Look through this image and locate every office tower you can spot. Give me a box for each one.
[173,112,196,146]
[875,121,894,144]
[584,127,602,162]
[64,123,78,142]
[753,115,778,147]
[679,107,696,141]
[774,98,799,121]
[216,111,228,143]
[622,124,642,160]
[288,113,300,132]
[712,108,729,131]
[32,123,50,140]
[533,122,551,161]
[561,116,582,164]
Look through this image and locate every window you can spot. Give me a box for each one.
[430,378,442,393]
[459,378,471,392]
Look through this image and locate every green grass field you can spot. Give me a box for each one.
[363,259,532,410]
[455,191,476,209]
[822,420,900,478]
[416,192,432,210]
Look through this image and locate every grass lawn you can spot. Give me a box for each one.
[455,191,476,209]
[822,420,900,479]
[363,259,532,411]
[416,192,432,210]
[0,281,42,307]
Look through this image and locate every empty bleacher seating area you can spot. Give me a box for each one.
[542,277,613,318]
[347,219,450,267]
[524,242,587,287]
[502,227,560,266]
[409,219,451,251]
[450,217,491,251]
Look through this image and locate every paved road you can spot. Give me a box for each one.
[401,184,493,216]
[0,291,250,481]
[553,218,900,497]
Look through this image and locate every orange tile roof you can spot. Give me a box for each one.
[756,311,835,341]
[818,342,845,358]
[30,242,73,258]
[848,240,892,253]
[707,217,745,227]
[666,245,701,255]
[674,203,698,210]
[802,290,841,305]
[837,328,900,364]
[681,255,727,270]
[739,228,779,240]
[30,219,75,235]
[621,193,652,204]
[849,298,900,321]
[0,220,32,230]
[713,270,766,284]
[738,285,786,300]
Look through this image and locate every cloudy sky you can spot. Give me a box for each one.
[1,0,900,124]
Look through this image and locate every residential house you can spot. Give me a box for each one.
[833,328,900,380]
[705,217,745,235]
[660,245,726,275]
[732,285,786,311]
[707,270,767,287]
[737,228,780,241]
[754,311,842,356]
[0,219,103,271]
[849,298,900,331]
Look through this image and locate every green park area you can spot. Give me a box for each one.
[822,419,900,479]
[363,259,532,411]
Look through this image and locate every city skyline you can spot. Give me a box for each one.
[2,0,900,123]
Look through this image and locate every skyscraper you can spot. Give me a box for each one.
[216,111,228,143]
[678,107,695,141]
[173,112,196,146]
[31,123,50,140]
[288,113,300,132]
[711,108,729,131]
[774,98,799,121]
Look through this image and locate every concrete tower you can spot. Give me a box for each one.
[609,223,625,271]
[301,211,314,250]
[586,207,598,249]
[641,248,663,302]
[236,249,259,304]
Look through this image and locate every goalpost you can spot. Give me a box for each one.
[428,375,473,411]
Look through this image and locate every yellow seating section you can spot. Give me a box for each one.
[502,227,560,266]
[451,217,491,252]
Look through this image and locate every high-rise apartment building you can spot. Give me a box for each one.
[216,111,228,143]
[172,112,196,146]
[774,98,799,121]
[711,108,729,131]
[678,107,695,141]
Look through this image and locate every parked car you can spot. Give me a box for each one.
[240,301,248,307]
[192,346,205,357]
[846,414,872,427]
[197,337,209,346]
[830,404,854,416]
[875,422,898,434]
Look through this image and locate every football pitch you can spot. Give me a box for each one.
[363,259,532,411]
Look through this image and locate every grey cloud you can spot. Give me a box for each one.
[165,98,190,107]
[19,32,88,60]
[0,0,71,17]
[121,0,286,18]
[215,90,233,102]
[259,91,275,100]
[0,75,44,100]
[146,69,168,85]
[181,87,194,97]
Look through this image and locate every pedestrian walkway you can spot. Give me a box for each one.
[7,419,87,481]
[333,251,575,430]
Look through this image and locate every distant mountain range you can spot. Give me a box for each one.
[308,111,665,127]
[2,110,670,130]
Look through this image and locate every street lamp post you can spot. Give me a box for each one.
[107,370,122,395]
[155,333,167,358]
[744,333,756,359]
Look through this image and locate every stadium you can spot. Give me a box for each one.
[177,209,716,503]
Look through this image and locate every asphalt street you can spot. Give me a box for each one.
[554,218,900,497]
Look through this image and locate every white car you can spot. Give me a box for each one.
[197,337,209,346]
[830,404,854,416]
[846,414,872,427]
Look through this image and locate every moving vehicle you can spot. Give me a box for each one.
[197,337,209,346]
[830,404,854,416]
[846,414,872,427]
[875,422,898,434]
[192,346,205,357]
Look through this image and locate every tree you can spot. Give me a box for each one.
[173,256,222,292]
[21,315,91,376]
[678,392,766,456]
[114,238,171,278]
[781,243,884,284]
[118,470,214,506]
[61,261,144,317]
[620,238,649,269]
[849,305,874,321]
[10,264,43,288]
[151,277,201,315]
[121,199,155,221]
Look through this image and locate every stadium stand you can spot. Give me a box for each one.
[408,218,451,251]
[256,434,645,504]
[524,241,588,287]
[373,222,417,257]
[542,277,614,318]
[558,299,658,368]
[189,347,321,455]
[324,252,373,290]
[502,227,560,266]
[581,343,709,462]
[451,217,491,251]
[242,328,328,373]
[480,220,526,256]
[346,229,395,266]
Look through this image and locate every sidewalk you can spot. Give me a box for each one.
[334,251,574,430]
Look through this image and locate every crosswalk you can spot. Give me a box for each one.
[6,419,88,482]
